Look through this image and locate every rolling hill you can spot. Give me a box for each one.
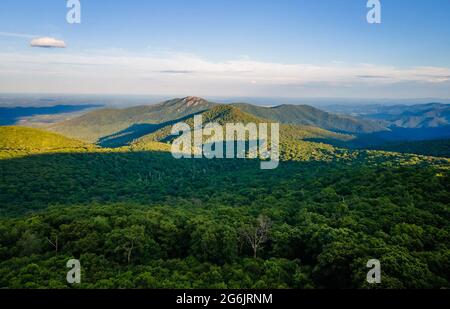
[131,105,353,145]
[232,103,387,133]
[49,97,382,146]
[49,97,217,143]
[130,105,355,162]
[0,126,95,158]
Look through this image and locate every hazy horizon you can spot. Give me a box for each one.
[1,92,450,109]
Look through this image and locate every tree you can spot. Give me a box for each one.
[17,231,43,256]
[106,225,146,264]
[46,233,58,255]
[241,215,271,258]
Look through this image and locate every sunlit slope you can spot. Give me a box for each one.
[49,97,217,143]
[0,126,95,157]
[49,97,385,146]
[233,103,386,133]
[130,105,357,161]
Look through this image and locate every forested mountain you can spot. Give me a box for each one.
[131,105,353,148]
[48,97,385,146]
[132,105,265,145]
[49,97,217,143]
[233,103,387,133]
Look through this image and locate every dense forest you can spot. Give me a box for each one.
[0,125,449,289]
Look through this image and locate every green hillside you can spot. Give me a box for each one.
[132,105,265,145]
[49,97,216,143]
[133,105,353,146]
[48,97,385,147]
[233,103,387,133]
[0,126,95,158]
[127,104,358,162]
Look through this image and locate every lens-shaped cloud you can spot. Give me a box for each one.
[30,37,66,48]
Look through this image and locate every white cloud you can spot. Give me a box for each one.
[0,50,449,98]
[30,37,66,48]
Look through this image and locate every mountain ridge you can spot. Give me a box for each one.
[131,105,354,151]
[232,103,387,134]
[325,102,450,129]
[49,97,216,142]
[49,97,384,145]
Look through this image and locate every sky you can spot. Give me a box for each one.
[0,0,450,99]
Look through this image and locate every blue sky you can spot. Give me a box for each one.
[0,0,449,99]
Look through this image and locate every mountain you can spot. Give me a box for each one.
[371,103,450,129]
[131,105,354,158]
[47,97,450,152]
[49,97,216,143]
[49,97,369,147]
[0,126,94,158]
[324,103,450,129]
[131,105,269,146]
[4,97,449,156]
[232,103,387,133]
[322,103,450,145]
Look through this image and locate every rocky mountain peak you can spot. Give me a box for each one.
[182,96,208,107]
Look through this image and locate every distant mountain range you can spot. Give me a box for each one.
[324,103,450,129]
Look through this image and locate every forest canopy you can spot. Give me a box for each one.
[0,137,448,288]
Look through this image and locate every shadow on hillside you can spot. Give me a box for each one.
[303,126,450,153]
[350,126,450,148]
[98,124,164,147]
[97,112,206,148]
